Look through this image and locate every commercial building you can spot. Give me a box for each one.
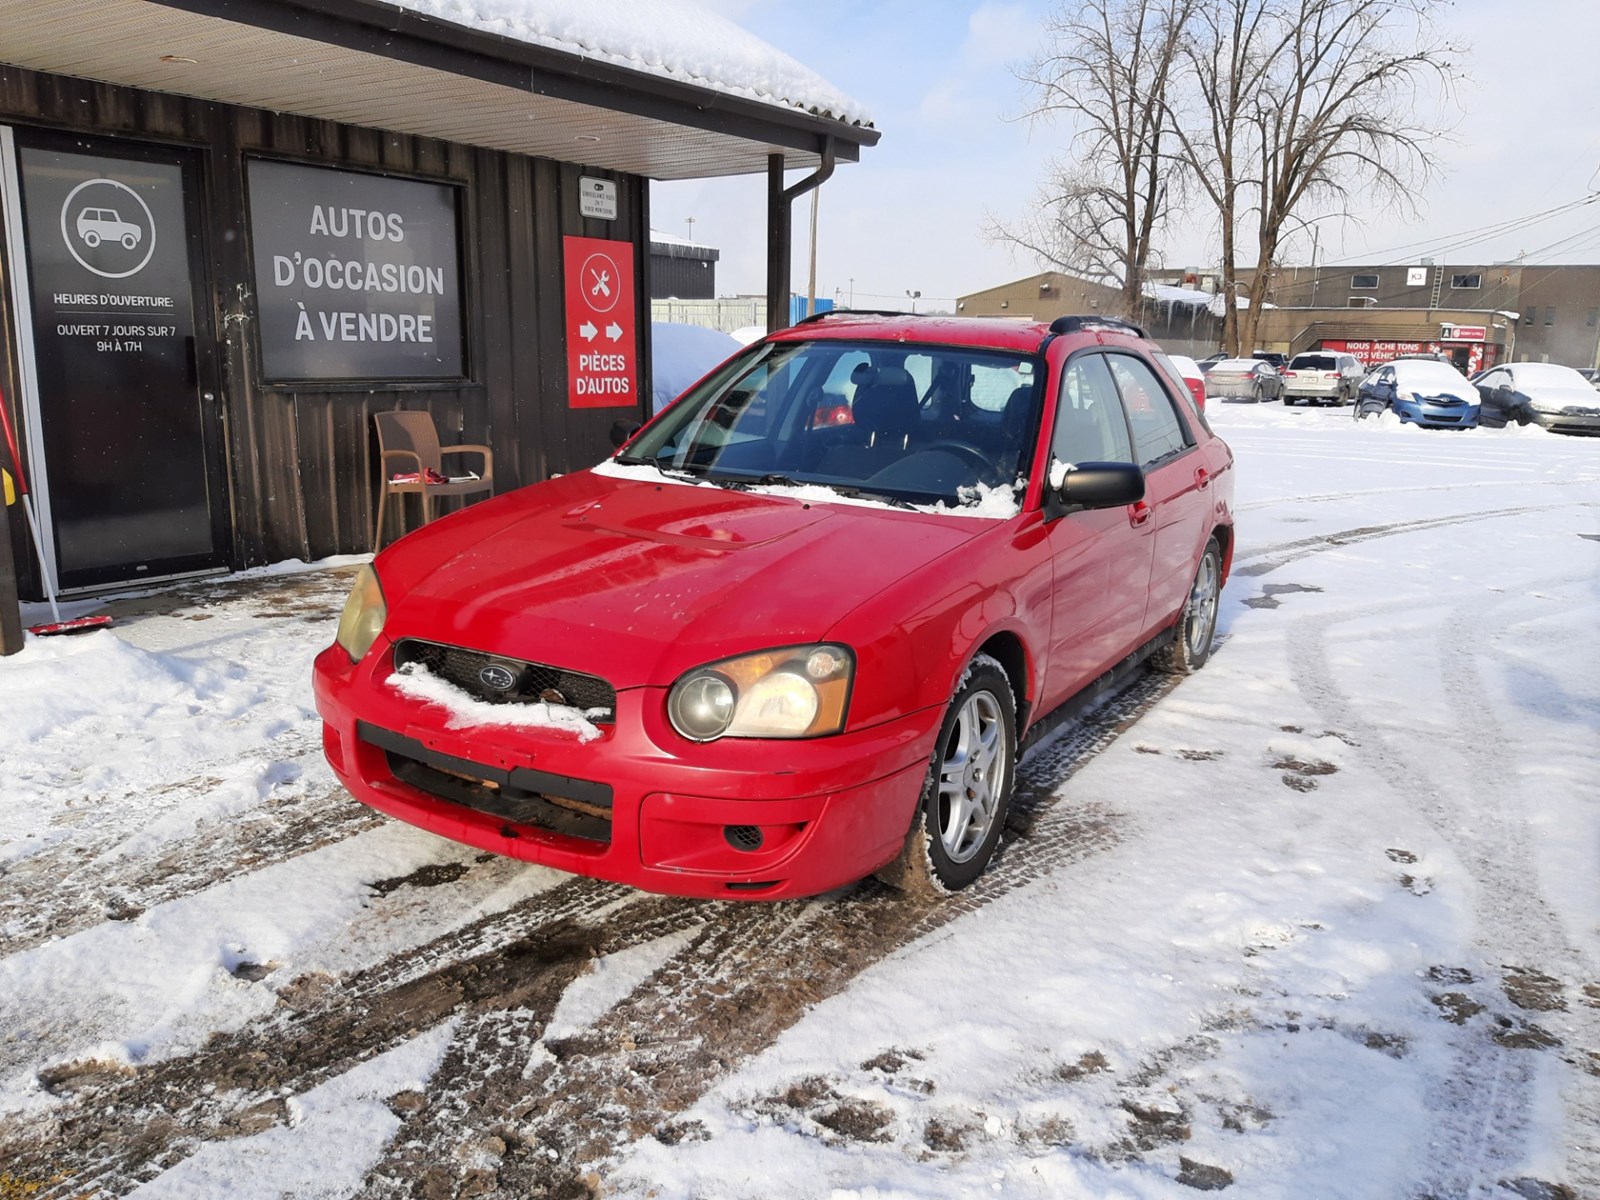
[0,0,875,599]
[1246,262,1600,373]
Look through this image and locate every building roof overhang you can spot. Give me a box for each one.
[0,0,878,179]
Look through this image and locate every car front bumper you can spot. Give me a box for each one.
[1528,407,1600,435]
[1392,399,1479,428]
[313,642,941,900]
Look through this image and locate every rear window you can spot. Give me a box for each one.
[1290,355,1337,370]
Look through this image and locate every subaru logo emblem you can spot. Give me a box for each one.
[478,664,517,692]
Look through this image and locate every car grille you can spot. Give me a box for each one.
[359,721,613,846]
[392,638,616,720]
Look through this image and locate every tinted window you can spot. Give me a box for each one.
[1451,274,1481,289]
[1106,354,1190,467]
[1351,273,1379,289]
[1053,354,1133,465]
[1290,354,1337,370]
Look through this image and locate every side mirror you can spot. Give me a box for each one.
[1055,461,1145,513]
[609,418,643,449]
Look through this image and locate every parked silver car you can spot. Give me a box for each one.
[1204,358,1284,402]
[1282,351,1364,405]
[1474,363,1600,435]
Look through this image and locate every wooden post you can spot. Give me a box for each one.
[0,478,23,655]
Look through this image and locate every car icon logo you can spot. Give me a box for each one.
[478,664,518,693]
[76,207,142,250]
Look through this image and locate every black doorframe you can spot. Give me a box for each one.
[9,127,230,594]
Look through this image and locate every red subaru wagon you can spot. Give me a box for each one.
[313,314,1234,900]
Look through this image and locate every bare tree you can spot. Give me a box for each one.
[1168,0,1286,353]
[1237,0,1458,350]
[1172,0,1459,352]
[994,0,1194,318]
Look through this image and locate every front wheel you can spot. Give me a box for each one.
[1152,536,1222,674]
[878,658,1017,898]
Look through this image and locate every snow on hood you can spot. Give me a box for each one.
[388,0,872,126]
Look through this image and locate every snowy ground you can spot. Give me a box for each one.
[1,401,1597,1199]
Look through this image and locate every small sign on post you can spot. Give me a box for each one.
[578,177,618,221]
[563,235,638,409]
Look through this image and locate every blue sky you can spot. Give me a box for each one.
[654,0,1600,309]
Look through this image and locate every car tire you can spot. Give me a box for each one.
[878,657,1017,899]
[1152,536,1222,675]
[83,231,100,248]
[121,233,138,250]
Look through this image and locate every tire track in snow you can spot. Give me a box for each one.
[1284,579,1597,1197]
[5,649,1177,1197]
[346,685,1165,1197]
[3,880,682,1198]
[1231,499,1600,578]
[0,765,379,958]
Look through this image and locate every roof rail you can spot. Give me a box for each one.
[793,308,918,325]
[1048,315,1146,338]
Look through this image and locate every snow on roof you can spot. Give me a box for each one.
[1143,283,1215,307]
[388,0,873,126]
[648,228,699,248]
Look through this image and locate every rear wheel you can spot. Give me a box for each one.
[1152,536,1222,675]
[878,659,1016,898]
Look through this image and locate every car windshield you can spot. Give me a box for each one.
[1392,362,1473,391]
[1512,363,1590,389]
[1290,355,1337,370]
[618,338,1043,507]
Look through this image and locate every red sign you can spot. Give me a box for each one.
[1440,324,1487,341]
[563,235,638,409]
[1320,338,1444,367]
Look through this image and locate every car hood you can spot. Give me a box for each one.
[1523,385,1600,410]
[376,470,990,689]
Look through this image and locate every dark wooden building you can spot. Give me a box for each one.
[649,233,719,300]
[0,0,876,601]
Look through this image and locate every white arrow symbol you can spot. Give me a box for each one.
[578,321,597,341]
[605,322,623,342]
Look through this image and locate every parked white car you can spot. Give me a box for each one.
[1282,351,1365,405]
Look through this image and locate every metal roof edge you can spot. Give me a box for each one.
[148,0,879,161]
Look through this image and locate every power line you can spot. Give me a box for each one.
[1324,192,1600,266]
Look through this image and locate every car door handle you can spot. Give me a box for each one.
[1194,467,1211,490]
[1129,500,1151,527]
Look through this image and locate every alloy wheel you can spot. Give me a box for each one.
[936,690,1008,864]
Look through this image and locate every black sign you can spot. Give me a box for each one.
[18,143,222,584]
[247,160,464,380]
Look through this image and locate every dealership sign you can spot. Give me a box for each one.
[248,160,464,380]
[1440,324,1487,341]
[563,235,637,409]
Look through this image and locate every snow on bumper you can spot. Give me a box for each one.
[312,643,939,899]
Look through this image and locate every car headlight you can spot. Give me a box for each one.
[335,564,387,662]
[668,644,854,741]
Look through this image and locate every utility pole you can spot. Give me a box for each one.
[1309,224,1320,308]
[684,216,695,244]
[906,289,920,314]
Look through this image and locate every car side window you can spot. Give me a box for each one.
[1105,353,1191,468]
[1053,354,1134,465]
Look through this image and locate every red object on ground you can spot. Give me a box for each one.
[314,313,1235,899]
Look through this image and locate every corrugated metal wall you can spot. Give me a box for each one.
[0,64,651,584]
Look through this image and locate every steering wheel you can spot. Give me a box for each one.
[918,439,996,474]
